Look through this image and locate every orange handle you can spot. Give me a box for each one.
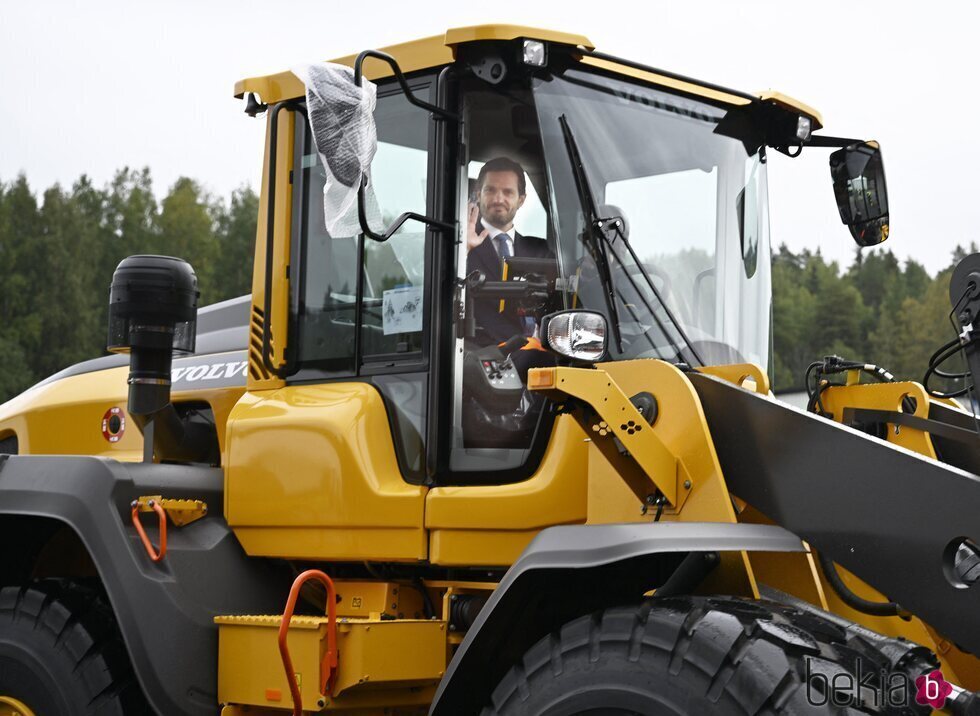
[130,500,167,562]
[279,569,338,715]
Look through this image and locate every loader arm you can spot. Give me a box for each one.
[529,362,980,656]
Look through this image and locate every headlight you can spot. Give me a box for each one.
[796,115,812,142]
[542,310,607,362]
[522,40,547,67]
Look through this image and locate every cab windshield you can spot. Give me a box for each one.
[533,68,772,371]
[451,66,772,472]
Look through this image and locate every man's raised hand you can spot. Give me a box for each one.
[466,202,489,251]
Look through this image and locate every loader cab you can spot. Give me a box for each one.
[226,28,885,556]
[275,47,782,480]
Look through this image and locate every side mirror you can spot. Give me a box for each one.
[540,310,607,362]
[830,141,889,247]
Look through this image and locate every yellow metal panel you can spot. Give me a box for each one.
[331,620,447,695]
[580,56,753,108]
[225,383,427,561]
[428,528,542,567]
[530,360,759,597]
[216,615,444,710]
[0,365,137,458]
[697,362,770,395]
[242,51,758,110]
[425,414,588,566]
[425,414,588,530]
[248,108,292,392]
[235,25,594,103]
[757,90,824,130]
[233,527,426,563]
[234,33,451,102]
[819,381,937,459]
[218,615,324,709]
[597,361,759,600]
[530,365,681,505]
[925,625,980,691]
[738,505,829,610]
[443,24,593,50]
[333,581,425,620]
[134,495,207,526]
[584,439,649,524]
[0,360,244,461]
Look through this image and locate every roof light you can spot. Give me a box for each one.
[522,39,547,67]
[796,115,812,142]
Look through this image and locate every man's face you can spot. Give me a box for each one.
[478,170,526,228]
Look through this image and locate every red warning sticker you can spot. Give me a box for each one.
[101,407,126,443]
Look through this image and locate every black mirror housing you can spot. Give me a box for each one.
[830,141,889,247]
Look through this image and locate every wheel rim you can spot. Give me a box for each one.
[0,697,36,716]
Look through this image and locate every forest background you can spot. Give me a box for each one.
[0,170,967,401]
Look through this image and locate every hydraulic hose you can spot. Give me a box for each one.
[817,553,902,617]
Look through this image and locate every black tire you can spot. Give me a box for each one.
[0,580,149,715]
[484,595,927,716]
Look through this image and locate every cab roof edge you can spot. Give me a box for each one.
[233,24,593,102]
[232,24,822,128]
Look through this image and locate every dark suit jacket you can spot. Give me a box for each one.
[466,223,553,346]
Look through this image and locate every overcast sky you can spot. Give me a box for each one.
[1,1,974,274]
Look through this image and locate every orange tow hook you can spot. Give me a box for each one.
[130,499,167,563]
[279,569,339,715]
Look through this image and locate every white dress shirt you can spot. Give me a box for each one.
[483,222,515,258]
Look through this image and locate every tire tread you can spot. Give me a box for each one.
[487,595,923,715]
[0,579,149,715]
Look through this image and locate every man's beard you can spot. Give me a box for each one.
[482,204,517,227]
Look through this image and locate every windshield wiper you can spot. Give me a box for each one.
[604,220,706,366]
[557,114,704,365]
[558,115,623,353]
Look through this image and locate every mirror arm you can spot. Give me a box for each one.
[351,49,460,242]
[353,50,459,122]
[357,177,456,242]
[772,135,869,159]
[804,135,866,148]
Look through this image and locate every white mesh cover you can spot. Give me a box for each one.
[293,62,382,237]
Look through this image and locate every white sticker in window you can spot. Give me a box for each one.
[382,286,423,335]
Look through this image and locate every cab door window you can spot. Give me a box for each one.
[292,81,432,377]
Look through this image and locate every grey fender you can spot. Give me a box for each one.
[429,521,805,715]
[0,455,288,716]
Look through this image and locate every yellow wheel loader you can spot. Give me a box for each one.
[0,23,977,716]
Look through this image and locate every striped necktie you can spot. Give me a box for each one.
[495,233,512,260]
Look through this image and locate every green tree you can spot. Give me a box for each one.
[0,176,43,388]
[812,263,867,362]
[157,178,221,305]
[846,248,901,315]
[771,245,817,390]
[212,186,258,301]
